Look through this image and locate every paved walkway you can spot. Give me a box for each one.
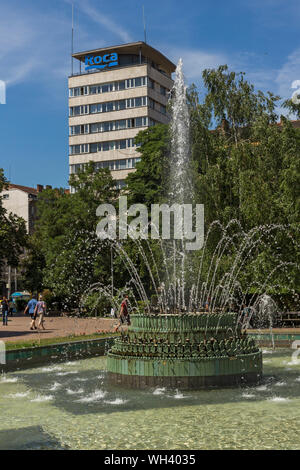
[1,315,299,344]
[0,314,116,343]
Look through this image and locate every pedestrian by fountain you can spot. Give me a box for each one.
[240,304,252,329]
[8,298,14,317]
[203,297,211,312]
[114,295,130,332]
[34,295,47,330]
[1,297,9,326]
[110,306,116,319]
[24,295,38,330]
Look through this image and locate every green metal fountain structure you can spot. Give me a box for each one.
[107,313,262,388]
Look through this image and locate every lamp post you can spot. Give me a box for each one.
[111,246,114,297]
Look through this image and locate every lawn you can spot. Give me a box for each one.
[5,332,119,351]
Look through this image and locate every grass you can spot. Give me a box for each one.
[5,332,119,351]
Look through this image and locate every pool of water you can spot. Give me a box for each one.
[0,349,299,450]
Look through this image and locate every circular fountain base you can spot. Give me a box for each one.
[107,353,262,389]
[107,372,261,389]
[107,313,263,389]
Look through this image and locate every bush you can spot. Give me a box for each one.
[82,292,111,317]
[15,298,27,312]
[136,300,147,314]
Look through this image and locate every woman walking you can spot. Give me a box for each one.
[34,295,47,330]
[1,297,9,326]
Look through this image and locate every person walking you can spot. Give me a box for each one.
[240,304,252,329]
[110,306,116,319]
[34,295,47,330]
[1,297,9,326]
[203,297,211,312]
[8,298,14,317]
[24,295,38,330]
[114,295,130,332]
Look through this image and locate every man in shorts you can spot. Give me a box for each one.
[114,295,130,332]
[24,295,38,330]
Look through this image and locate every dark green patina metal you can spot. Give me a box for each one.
[107,313,262,389]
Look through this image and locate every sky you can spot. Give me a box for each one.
[1,0,300,188]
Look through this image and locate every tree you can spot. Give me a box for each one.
[126,124,169,206]
[0,169,27,269]
[202,65,280,145]
[23,163,118,309]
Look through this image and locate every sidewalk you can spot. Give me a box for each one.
[0,314,116,343]
[2,316,299,345]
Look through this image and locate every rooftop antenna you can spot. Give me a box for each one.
[71,4,74,76]
[143,5,147,43]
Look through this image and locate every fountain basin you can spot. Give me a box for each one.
[107,313,263,389]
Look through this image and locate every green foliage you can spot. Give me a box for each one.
[282,98,300,119]
[81,292,111,317]
[126,124,169,206]
[202,65,279,144]
[15,298,27,312]
[0,169,28,268]
[23,163,117,310]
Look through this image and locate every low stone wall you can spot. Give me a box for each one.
[248,332,300,347]
[107,351,262,389]
[1,337,115,372]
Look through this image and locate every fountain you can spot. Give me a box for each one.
[253,294,279,349]
[106,59,263,388]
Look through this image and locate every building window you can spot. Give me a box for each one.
[135,117,143,127]
[70,124,89,136]
[70,157,142,175]
[69,86,88,97]
[149,98,155,109]
[69,77,147,98]
[118,140,126,150]
[84,116,150,135]
[70,96,163,118]
[70,138,138,155]
[160,104,167,114]
[116,119,126,130]
[90,143,98,153]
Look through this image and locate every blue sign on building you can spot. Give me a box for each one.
[85,53,118,71]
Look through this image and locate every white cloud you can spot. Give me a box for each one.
[0,6,71,88]
[275,47,300,100]
[166,47,228,80]
[167,45,300,104]
[165,45,300,118]
[0,1,133,90]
